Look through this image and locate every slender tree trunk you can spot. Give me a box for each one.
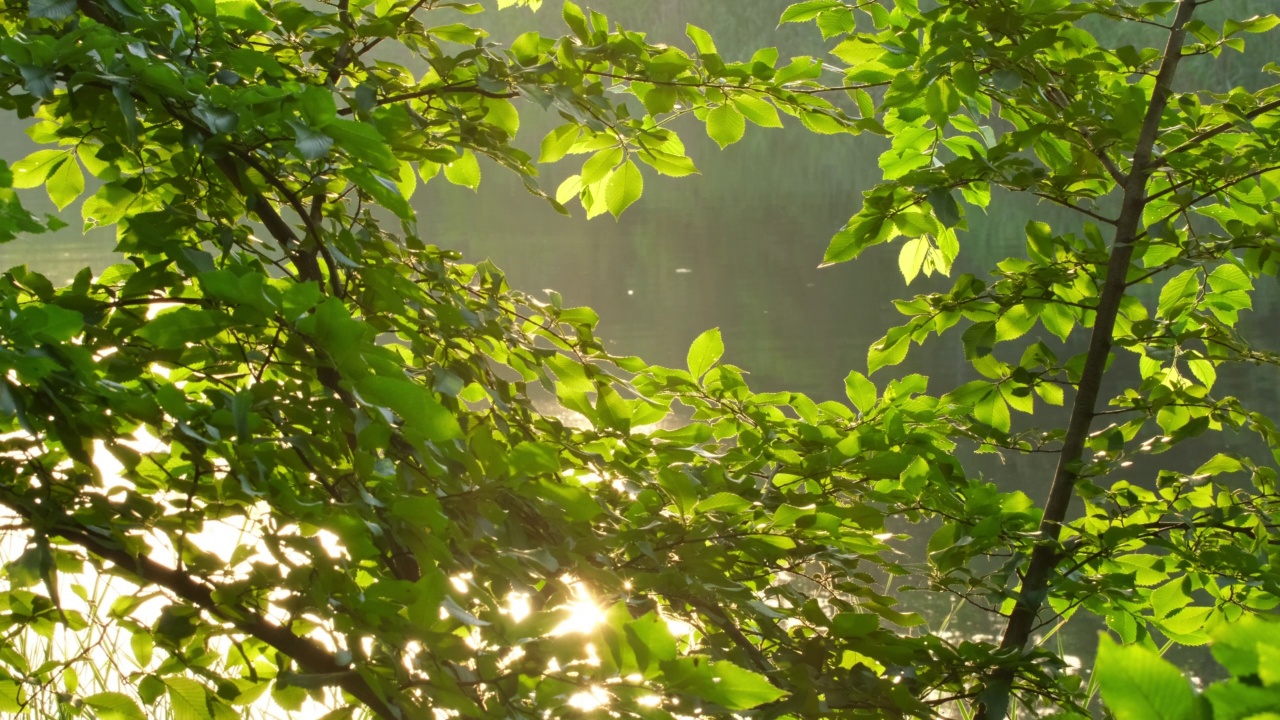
[977,2,1198,717]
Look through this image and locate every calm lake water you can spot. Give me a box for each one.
[3,0,1276,691]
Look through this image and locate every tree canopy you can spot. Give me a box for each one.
[1,0,1279,719]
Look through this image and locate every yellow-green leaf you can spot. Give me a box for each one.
[10,149,66,189]
[706,104,746,148]
[165,678,213,720]
[444,150,481,190]
[687,327,724,379]
[732,94,783,128]
[605,159,643,218]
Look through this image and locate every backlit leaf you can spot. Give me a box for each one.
[82,692,145,720]
[707,105,746,148]
[1095,636,1194,720]
[165,678,213,720]
[605,159,643,218]
[687,327,724,379]
[444,150,482,190]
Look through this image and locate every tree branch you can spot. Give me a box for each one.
[0,492,402,719]
[336,83,519,116]
[1031,192,1117,225]
[1162,95,1280,157]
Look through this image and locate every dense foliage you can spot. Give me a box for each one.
[0,0,1278,719]
[1094,615,1280,720]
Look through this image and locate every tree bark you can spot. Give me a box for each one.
[977,2,1198,717]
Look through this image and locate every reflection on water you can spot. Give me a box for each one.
[3,0,1277,694]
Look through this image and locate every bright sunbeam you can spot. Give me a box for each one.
[551,580,607,636]
[505,592,532,622]
[566,686,610,711]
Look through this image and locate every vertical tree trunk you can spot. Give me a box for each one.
[978,2,1198,717]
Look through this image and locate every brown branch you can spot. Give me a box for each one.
[0,492,401,719]
[231,150,344,295]
[581,68,891,95]
[1031,191,1117,225]
[336,83,519,116]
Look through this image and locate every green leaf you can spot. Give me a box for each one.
[1195,453,1243,477]
[345,167,415,220]
[28,0,76,19]
[953,62,980,96]
[47,154,84,210]
[428,23,488,43]
[925,80,958,126]
[662,658,786,710]
[1040,303,1073,341]
[562,0,589,39]
[581,147,622,185]
[17,305,83,342]
[831,613,879,638]
[1225,14,1280,35]
[1095,636,1195,720]
[898,237,930,284]
[927,188,961,228]
[822,212,894,266]
[136,308,226,349]
[298,86,338,127]
[732,94,783,128]
[636,149,698,177]
[706,105,746,148]
[1210,615,1280,678]
[800,110,846,135]
[626,613,678,677]
[1203,682,1280,720]
[642,85,678,115]
[10,149,66,189]
[605,160,643,218]
[1186,357,1216,389]
[0,682,22,713]
[536,479,603,521]
[443,150,482,190]
[324,119,398,174]
[1157,268,1200,319]
[1208,264,1251,293]
[974,389,1010,433]
[687,327,724,379]
[685,24,717,55]
[395,160,417,201]
[356,375,463,442]
[779,0,842,23]
[483,98,520,137]
[215,0,273,31]
[165,678,214,720]
[131,630,153,668]
[288,120,334,161]
[694,492,751,514]
[539,124,581,164]
[82,692,146,720]
[508,441,561,475]
[867,327,910,374]
[962,322,996,360]
[816,6,855,37]
[844,370,877,414]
